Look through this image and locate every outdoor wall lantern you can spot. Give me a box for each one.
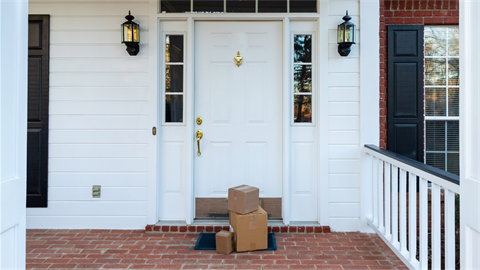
[337,11,355,56]
[121,11,140,56]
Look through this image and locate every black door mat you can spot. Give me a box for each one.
[194,233,277,251]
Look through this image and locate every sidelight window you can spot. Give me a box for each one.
[160,0,317,13]
[165,35,185,123]
[293,34,313,123]
[424,26,459,175]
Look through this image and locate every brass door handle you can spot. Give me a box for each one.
[196,130,203,156]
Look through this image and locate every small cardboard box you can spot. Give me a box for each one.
[227,185,259,214]
[215,230,234,255]
[229,206,268,252]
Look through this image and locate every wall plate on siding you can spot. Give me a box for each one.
[92,185,101,198]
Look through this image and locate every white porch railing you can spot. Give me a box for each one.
[365,145,460,270]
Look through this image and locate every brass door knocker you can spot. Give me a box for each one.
[234,51,243,67]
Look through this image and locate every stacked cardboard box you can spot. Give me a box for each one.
[216,185,268,254]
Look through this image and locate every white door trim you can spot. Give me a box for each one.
[282,18,291,225]
[157,15,326,225]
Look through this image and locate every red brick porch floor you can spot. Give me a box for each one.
[27,229,407,270]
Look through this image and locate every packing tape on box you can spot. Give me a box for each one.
[229,225,236,243]
[249,213,260,230]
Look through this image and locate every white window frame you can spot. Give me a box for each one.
[162,32,187,126]
[424,25,460,174]
[291,32,315,126]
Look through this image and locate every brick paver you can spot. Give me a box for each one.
[26,229,407,270]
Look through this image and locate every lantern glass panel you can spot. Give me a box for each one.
[133,24,140,42]
[345,24,354,43]
[337,25,344,43]
[123,24,133,42]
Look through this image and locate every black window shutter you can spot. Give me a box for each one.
[27,15,50,207]
[387,25,424,162]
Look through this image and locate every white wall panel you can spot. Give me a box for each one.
[49,144,148,158]
[49,158,148,172]
[50,72,149,87]
[50,16,150,30]
[27,1,152,229]
[49,130,147,144]
[329,131,359,145]
[329,102,359,116]
[49,187,147,201]
[329,189,359,203]
[27,201,148,216]
[326,0,365,232]
[50,87,148,101]
[329,87,359,102]
[49,172,147,187]
[329,174,359,188]
[329,145,360,159]
[330,218,360,231]
[50,59,150,73]
[50,101,149,115]
[329,160,360,174]
[330,203,359,217]
[49,115,148,130]
[329,116,359,130]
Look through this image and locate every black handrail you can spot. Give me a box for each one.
[365,144,460,185]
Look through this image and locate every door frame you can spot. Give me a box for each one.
[185,18,293,224]
[153,13,331,226]
[192,20,285,220]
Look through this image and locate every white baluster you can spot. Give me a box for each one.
[408,173,418,263]
[399,169,407,254]
[444,190,456,270]
[385,162,391,240]
[432,183,441,269]
[419,178,428,270]
[378,159,384,233]
[392,165,399,246]
[373,157,379,226]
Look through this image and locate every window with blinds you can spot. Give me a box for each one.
[424,26,459,175]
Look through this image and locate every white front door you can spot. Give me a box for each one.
[194,22,283,209]
[1,1,28,268]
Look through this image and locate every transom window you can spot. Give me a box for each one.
[160,0,317,13]
[424,26,459,175]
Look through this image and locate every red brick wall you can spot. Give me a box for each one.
[379,0,459,149]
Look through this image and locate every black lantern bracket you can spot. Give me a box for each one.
[337,11,356,57]
[121,11,140,56]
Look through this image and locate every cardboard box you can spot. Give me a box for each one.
[215,230,234,255]
[229,206,268,252]
[227,185,259,214]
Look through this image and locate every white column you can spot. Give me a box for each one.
[359,0,380,233]
[0,0,28,269]
[460,0,480,268]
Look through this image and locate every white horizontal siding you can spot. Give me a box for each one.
[48,187,148,201]
[27,0,151,229]
[327,0,362,231]
[50,87,148,101]
[49,172,148,187]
